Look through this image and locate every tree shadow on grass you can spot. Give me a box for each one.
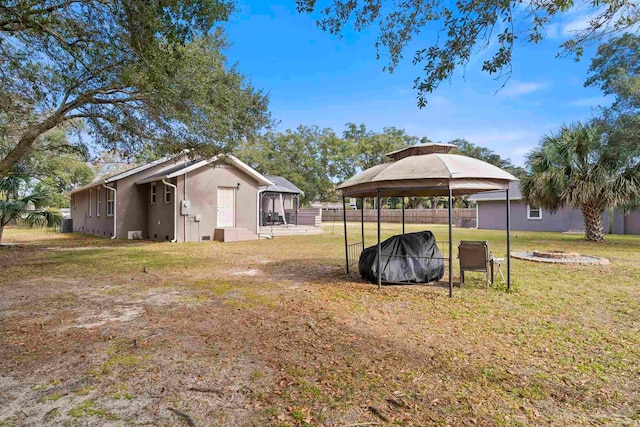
[261,257,457,293]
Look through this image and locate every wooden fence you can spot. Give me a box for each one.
[322,208,476,227]
[285,208,322,227]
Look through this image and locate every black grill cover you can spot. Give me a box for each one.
[358,231,445,284]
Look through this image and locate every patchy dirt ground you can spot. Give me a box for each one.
[0,225,639,426]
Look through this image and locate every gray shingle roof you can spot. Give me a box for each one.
[70,155,174,194]
[467,181,522,201]
[261,175,303,195]
[135,159,202,183]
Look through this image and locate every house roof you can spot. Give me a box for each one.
[467,181,523,201]
[70,155,173,194]
[260,175,304,195]
[135,155,273,186]
[134,159,202,183]
[338,145,519,197]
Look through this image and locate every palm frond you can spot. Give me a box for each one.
[19,190,49,210]
[21,209,63,229]
[523,120,640,213]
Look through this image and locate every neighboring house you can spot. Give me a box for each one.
[469,181,640,235]
[70,155,273,242]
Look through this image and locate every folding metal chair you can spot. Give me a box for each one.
[458,240,493,288]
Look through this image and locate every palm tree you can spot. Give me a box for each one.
[0,173,62,245]
[521,122,640,242]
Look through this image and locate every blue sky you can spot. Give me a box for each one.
[223,2,612,166]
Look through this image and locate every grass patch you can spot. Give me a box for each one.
[93,354,144,376]
[38,393,63,403]
[74,385,95,396]
[189,278,277,308]
[31,380,61,391]
[250,370,265,381]
[68,400,119,420]
[88,338,147,377]
[2,225,640,425]
[108,384,134,400]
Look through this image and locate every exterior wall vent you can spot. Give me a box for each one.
[202,236,211,241]
[128,231,142,240]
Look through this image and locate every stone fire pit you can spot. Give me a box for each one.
[512,250,609,265]
[532,250,581,259]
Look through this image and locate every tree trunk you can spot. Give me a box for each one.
[0,114,63,178]
[409,197,424,209]
[582,202,605,242]
[0,225,4,246]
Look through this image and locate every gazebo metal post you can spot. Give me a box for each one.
[506,188,511,290]
[361,197,365,250]
[377,190,382,290]
[342,196,349,274]
[296,194,299,226]
[402,197,405,235]
[448,189,453,298]
[271,195,276,219]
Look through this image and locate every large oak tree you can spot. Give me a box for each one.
[0,0,271,178]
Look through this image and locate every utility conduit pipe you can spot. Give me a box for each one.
[162,179,178,242]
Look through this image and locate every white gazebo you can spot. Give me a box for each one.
[337,143,519,296]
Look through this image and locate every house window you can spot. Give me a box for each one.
[527,205,542,220]
[150,182,157,204]
[96,188,101,217]
[106,190,114,217]
[164,184,172,203]
[88,189,92,217]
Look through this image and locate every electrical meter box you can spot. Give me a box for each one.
[181,200,190,216]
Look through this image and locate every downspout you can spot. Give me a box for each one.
[163,179,178,242]
[184,158,188,242]
[475,202,479,229]
[257,189,263,236]
[280,193,287,225]
[103,184,117,239]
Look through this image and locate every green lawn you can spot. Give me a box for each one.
[0,224,638,426]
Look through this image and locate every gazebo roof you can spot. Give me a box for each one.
[338,143,518,197]
[260,175,304,195]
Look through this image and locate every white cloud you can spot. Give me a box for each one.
[409,95,456,117]
[547,8,639,40]
[532,2,603,40]
[561,11,600,36]
[512,144,536,158]
[421,128,537,163]
[499,81,548,97]
[544,23,561,39]
[425,95,454,108]
[565,96,610,107]
[464,129,533,146]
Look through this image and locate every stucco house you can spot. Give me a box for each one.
[469,181,640,235]
[70,155,273,242]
